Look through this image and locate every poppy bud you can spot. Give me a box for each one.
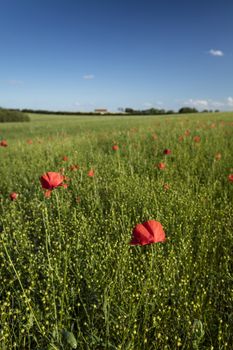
[112,144,119,151]
[0,140,8,147]
[10,192,18,201]
[163,149,171,155]
[193,136,201,143]
[157,162,166,170]
[88,169,94,177]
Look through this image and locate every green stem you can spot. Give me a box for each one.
[43,206,59,339]
[2,239,46,338]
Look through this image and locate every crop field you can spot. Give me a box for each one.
[0,112,233,350]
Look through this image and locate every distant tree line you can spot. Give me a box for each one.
[21,109,125,116]
[124,107,220,115]
[0,107,220,119]
[125,108,175,115]
[21,107,218,115]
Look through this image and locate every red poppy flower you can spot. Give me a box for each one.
[184,129,190,136]
[157,162,166,170]
[228,174,233,182]
[62,156,68,162]
[193,135,201,143]
[112,144,119,151]
[69,164,79,171]
[163,149,171,155]
[129,220,166,246]
[88,169,94,177]
[178,135,184,142]
[10,192,18,201]
[0,140,8,147]
[27,139,33,144]
[40,172,65,190]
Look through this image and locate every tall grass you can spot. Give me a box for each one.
[0,113,232,349]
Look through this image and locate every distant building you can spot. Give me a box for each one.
[94,109,108,114]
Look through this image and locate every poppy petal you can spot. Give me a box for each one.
[143,220,166,243]
[44,190,52,198]
[130,223,154,245]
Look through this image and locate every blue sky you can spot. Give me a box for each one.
[0,0,233,112]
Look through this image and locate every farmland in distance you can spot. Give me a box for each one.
[0,112,232,349]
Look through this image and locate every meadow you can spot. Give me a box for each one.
[0,112,232,350]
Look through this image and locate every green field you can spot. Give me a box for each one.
[0,112,233,349]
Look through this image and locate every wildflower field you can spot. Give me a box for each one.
[0,112,233,350]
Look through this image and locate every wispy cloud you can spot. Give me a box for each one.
[143,101,164,108]
[74,101,81,107]
[209,100,224,108]
[155,101,164,106]
[83,74,95,80]
[72,101,96,111]
[184,98,225,109]
[208,49,224,57]
[143,102,152,108]
[227,97,233,106]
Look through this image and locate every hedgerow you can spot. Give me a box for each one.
[0,108,30,122]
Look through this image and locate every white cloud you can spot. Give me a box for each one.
[183,98,226,110]
[143,101,164,108]
[187,99,209,107]
[83,74,95,80]
[227,97,233,106]
[143,102,152,108]
[209,100,224,108]
[209,49,224,57]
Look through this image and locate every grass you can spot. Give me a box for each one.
[0,112,233,349]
